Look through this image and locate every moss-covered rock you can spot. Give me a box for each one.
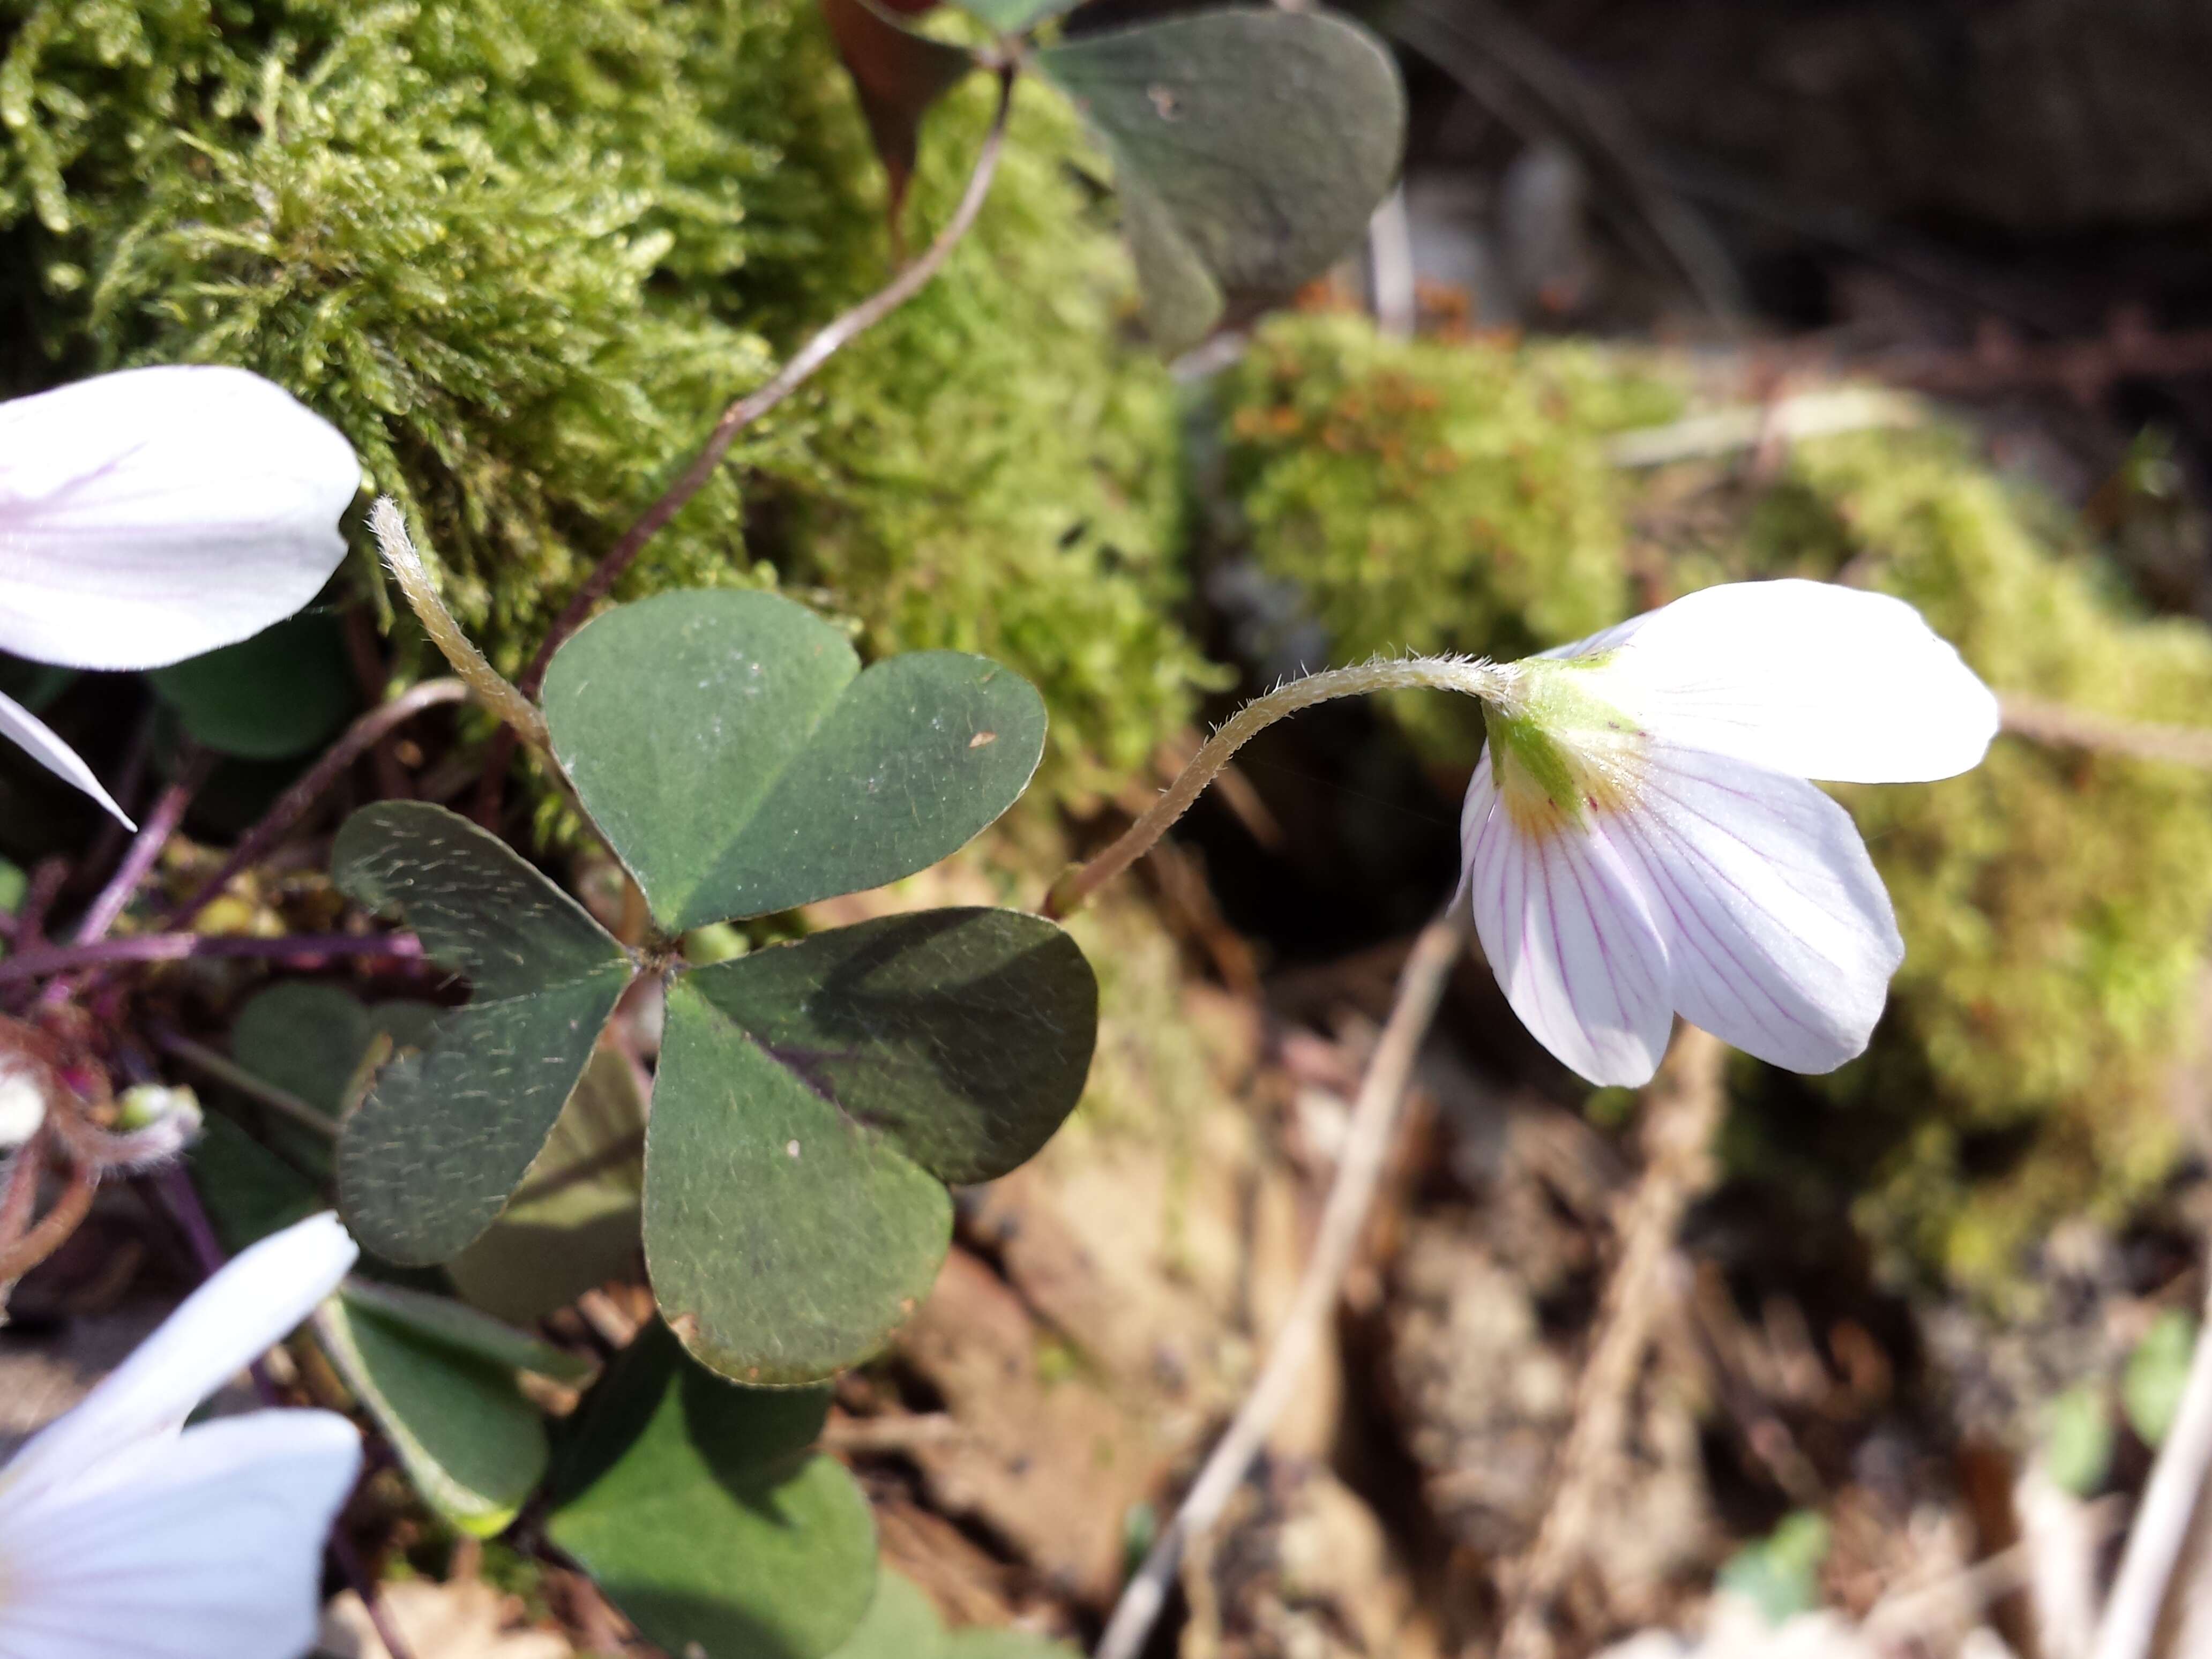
[0,0,1208,804]
[1750,432,2212,1293]
[1216,313,2212,1294]
[1216,312,1677,765]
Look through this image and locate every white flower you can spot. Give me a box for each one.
[0,1211,363,1659]
[0,366,360,825]
[1460,580,1999,1087]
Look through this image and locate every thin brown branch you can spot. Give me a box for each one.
[1498,1023,1729,1659]
[2001,694,2212,769]
[1093,908,1471,1659]
[163,678,470,930]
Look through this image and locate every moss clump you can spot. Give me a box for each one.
[1215,312,1678,764]
[1744,431,2212,1292]
[0,0,1208,805]
[1217,315,2212,1294]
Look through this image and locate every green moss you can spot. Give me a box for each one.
[0,0,1208,806]
[1746,431,2212,1292]
[1216,312,1677,764]
[1217,315,2212,1295]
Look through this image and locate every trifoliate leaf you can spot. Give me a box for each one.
[1037,8,1406,352]
[542,591,1045,932]
[332,802,633,1266]
[646,908,1096,1383]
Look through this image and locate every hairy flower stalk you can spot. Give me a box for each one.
[1044,654,1514,918]
[1054,580,1999,1087]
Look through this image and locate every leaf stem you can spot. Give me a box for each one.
[0,930,423,985]
[513,63,1021,703]
[1044,656,1511,919]
[72,760,205,948]
[150,1026,341,1144]
[162,678,470,930]
[371,500,549,751]
[1092,908,1470,1659]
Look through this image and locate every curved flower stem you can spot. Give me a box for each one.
[162,678,469,931]
[1045,657,1511,920]
[1093,908,1471,1659]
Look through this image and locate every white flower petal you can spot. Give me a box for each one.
[0,689,132,827]
[1462,750,1675,1086]
[0,1213,356,1508]
[0,366,358,672]
[0,1410,359,1659]
[1566,579,1999,784]
[1611,742,1902,1073]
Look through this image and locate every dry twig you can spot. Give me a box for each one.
[1092,908,1471,1659]
[2001,696,2212,771]
[2091,1271,2212,1659]
[1498,1023,1729,1659]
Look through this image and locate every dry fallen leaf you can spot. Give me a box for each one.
[318,1579,572,1659]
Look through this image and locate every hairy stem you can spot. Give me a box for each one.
[1046,657,1511,920]
[1093,909,1471,1659]
[371,500,548,750]
[0,1147,96,1288]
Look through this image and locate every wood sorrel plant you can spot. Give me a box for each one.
[339,541,1093,1386]
[2,5,1413,1655]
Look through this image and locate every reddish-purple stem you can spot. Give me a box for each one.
[74,767,202,947]
[164,678,469,931]
[0,930,423,985]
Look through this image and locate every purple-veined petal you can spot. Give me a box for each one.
[0,1213,356,1511]
[1572,580,1999,784]
[1610,741,1901,1074]
[0,1411,359,1659]
[1461,749,1674,1087]
[0,366,358,672]
[0,688,132,827]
